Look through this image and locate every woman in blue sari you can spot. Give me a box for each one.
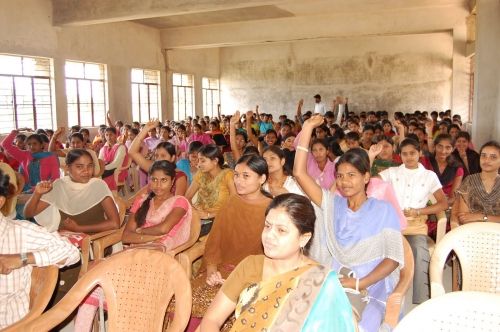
[294,115,404,332]
[200,193,354,331]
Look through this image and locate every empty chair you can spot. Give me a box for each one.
[394,291,500,332]
[430,222,500,297]
[21,249,192,332]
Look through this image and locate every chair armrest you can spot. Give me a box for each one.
[175,240,206,279]
[435,211,448,244]
[92,228,125,260]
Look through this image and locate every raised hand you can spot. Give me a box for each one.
[303,114,325,128]
[298,99,304,107]
[54,127,65,138]
[246,111,254,120]
[368,142,384,159]
[34,181,53,195]
[144,119,159,131]
[230,111,241,126]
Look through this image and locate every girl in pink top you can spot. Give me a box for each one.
[188,124,214,146]
[1,130,60,192]
[74,160,192,331]
[98,127,129,191]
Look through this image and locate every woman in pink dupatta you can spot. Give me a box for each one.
[74,160,192,331]
[98,127,129,191]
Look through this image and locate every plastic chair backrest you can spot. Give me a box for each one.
[394,291,500,331]
[167,210,201,257]
[2,266,59,331]
[430,222,500,297]
[23,249,191,332]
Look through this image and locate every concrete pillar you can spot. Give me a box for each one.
[53,57,68,128]
[452,23,469,121]
[472,0,500,146]
[194,75,204,118]
[108,65,132,124]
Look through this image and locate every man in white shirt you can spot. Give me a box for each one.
[313,94,327,115]
[0,169,80,328]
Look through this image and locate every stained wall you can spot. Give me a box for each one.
[220,33,455,118]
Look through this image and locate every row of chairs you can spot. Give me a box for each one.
[5,210,499,331]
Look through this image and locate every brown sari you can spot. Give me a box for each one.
[191,194,272,317]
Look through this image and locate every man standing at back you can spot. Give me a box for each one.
[313,94,327,115]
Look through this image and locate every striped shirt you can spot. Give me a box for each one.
[0,215,80,328]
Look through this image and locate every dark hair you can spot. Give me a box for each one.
[262,145,289,175]
[345,131,360,141]
[433,133,454,147]
[311,138,328,150]
[45,129,54,136]
[70,132,84,142]
[35,129,47,135]
[328,141,344,158]
[456,131,471,142]
[242,145,260,156]
[130,128,139,136]
[235,131,248,142]
[116,120,124,127]
[71,125,81,132]
[155,141,176,159]
[335,148,370,175]
[363,124,375,133]
[177,124,186,132]
[0,169,11,198]
[26,134,44,144]
[15,133,27,142]
[188,141,203,154]
[39,134,49,144]
[66,149,93,166]
[193,124,202,130]
[79,128,90,135]
[265,193,316,252]
[135,160,177,227]
[265,129,278,138]
[399,138,420,152]
[235,154,272,198]
[105,127,116,134]
[373,135,394,146]
[479,140,500,155]
[198,144,224,167]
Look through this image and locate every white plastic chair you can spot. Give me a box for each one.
[394,291,500,332]
[429,222,500,298]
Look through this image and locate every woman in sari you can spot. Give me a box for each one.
[1,130,60,193]
[294,115,404,332]
[201,193,354,331]
[187,154,273,327]
[453,140,500,225]
[129,120,188,196]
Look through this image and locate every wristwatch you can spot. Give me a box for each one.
[483,214,489,222]
[20,252,28,266]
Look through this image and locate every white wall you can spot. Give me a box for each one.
[0,0,165,127]
[219,33,456,119]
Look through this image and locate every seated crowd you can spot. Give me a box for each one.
[0,97,499,332]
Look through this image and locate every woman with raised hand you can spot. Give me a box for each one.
[201,194,355,332]
[1,130,60,193]
[98,127,129,192]
[294,114,403,332]
[128,120,187,196]
[188,154,272,326]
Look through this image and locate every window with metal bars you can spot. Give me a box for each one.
[0,54,54,132]
[65,60,107,127]
[131,68,160,123]
[172,73,194,121]
[202,77,220,118]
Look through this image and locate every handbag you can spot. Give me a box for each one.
[339,267,369,321]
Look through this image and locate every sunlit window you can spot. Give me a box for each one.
[172,73,194,121]
[131,68,160,123]
[0,54,54,132]
[202,77,219,118]
[65,60,107,127]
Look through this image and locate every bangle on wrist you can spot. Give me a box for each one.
[296,145,309,153]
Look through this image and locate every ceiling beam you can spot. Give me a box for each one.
[160,5,469,49]
[51,0,291,26]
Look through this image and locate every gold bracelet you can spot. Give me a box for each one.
[296,145,309,153]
